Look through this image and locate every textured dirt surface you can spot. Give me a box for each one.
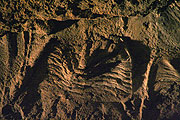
[0,0,180,120]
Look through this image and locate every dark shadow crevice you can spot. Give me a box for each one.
[2,104,22,120]
[119,36,151,92]
[170,58,180,73]
[47,19,79,34]
[7,32,18,68]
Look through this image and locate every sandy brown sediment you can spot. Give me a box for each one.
[0,0,180,119]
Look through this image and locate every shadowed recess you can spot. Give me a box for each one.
[82,38,125,79]
[171,58,180,73]
[7,32,18,67]
[47,19,79,34]
[120,36,151,91]
[2,105,22,120]
[11,38,63,116]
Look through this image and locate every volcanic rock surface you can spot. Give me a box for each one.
[0,0,180,120]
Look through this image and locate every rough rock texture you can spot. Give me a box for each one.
[0,0,180,120]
